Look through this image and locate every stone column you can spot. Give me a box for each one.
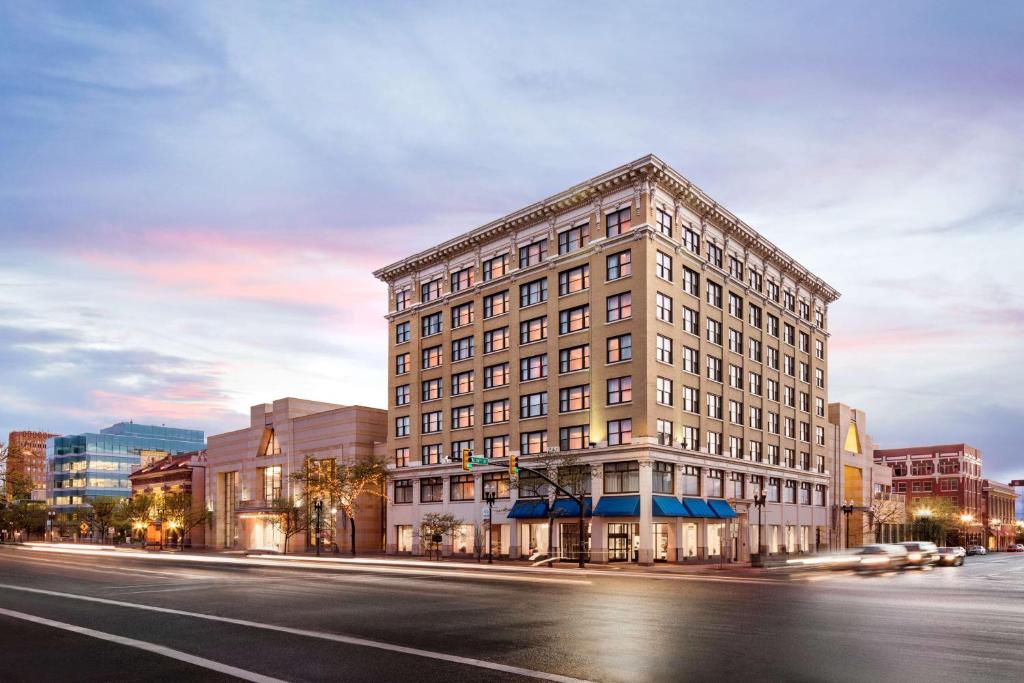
[638,460,654,566]
[411,477,422,556]
[508,478,521,559]
[589,464,607,563]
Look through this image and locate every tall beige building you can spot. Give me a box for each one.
[207,398,387,553]
[374,155,839,565]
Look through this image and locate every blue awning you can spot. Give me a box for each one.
[708,499,737,519]
[652,495,690,517]
[507,499,549,519]
[551,497,592,518]
[594,495,641,517]
[681,498,716,518]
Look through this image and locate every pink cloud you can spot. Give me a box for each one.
[88,389,237,424]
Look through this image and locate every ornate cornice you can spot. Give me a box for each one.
[374,154,841,303]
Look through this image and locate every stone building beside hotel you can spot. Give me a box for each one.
[6,430,58,501]
[375,155,838,565]
[206,398,387,554]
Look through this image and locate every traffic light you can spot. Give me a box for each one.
[461,448,473,471]
[508,453,518,475]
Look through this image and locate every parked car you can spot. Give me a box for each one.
[967,545,987,556]
[936,547,965,566]
[856,544,911,572]
[1006,544,1024,553]
[899,541,940,567]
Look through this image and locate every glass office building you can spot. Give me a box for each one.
[47,422,206,513]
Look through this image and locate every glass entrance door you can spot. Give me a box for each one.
[653,523,670,562]
[608,523,639,562]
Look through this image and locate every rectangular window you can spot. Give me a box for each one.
[656,208,673,237]
[606,250,631,280]
[767,445,779,465]
[653,461,674,493]
[706,393,722,420]
[484,437,510,460]
[394,479,412,502]
[706,355,722,382]
[607,334,632,363]
[395,289,411,312]
[520,354,548,381]
[656,420,673,447]
[727,328,743,354]
[420,477,443,503]
[422,345,442,369]
[683,227,700,255]
[395,384,410,406]
[749,338,762,362]
[483,326,509,353]
[451,336,474,362]
[683,386,699,413]
[484,399,510,424]
[682,266,699,296]
[656,292,673,322]
[656,376,673,405]
[784,480,797,504]
[729,256,743,280]
[607,292,632,322]
[767,347,779,370]
[451,370,474,396]
[559,344,590,373]
[749,373,762,396]
[731,472,745,499]
[707,243,723,268]
[768,477,780,502]
[520,278,548,308]
[519,240,547,268]
[520,392,548,419]
[607,376,632,405]
[707,318,722,345]
[558,264,590,295]
[450,474,475,501]
[767,314,779,338]
[395,321,410,344]
[483,253,509,281]
[683,346,699,374]
[395,448,410,469]
[604,460,639,493]
[421,444,442,465]
[681,427,699,452]
[656,334,673,364]
[451,405,474,430]
[783,323,795,346]
[749,269,762,292]
[748,304,762,329]
[606,207,631,237]
[520,431,548,455]
[815,339,825,360]
[395,416,410,437]
[421,378,442,402]
[483,290,509,318]
[450,266,474,293]
[729,400,744,425]
[559,305,590,334]
[682,306,699,335]
[559,424,590,450]
[451,302,473,329]
[559,385,590,413]
[421,279,442,303]
[656,251,673,280]
[728,293,743,319]
[558,223,590,254]
[767,280,779,302]
[422,312,442,337]
[729,364,743,389]
[519,316,547,345]
[707,281,722,308]
[422,411,443,434]
[484,362,509,388]
[707,469,723,497]
[682,465,701,495]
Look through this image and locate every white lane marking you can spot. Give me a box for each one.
[117,586,211,595]
[0,552,210,580]
[0,606,286,683]
[0,583,592,683]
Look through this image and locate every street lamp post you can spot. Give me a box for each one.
[47,510,55,543]
[840,501,855,549]
[753,489,767,566]
[314,499,323,557]
[483,485,497,565]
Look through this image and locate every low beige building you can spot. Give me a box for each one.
[827,403,905,548]
[206,398,387,554]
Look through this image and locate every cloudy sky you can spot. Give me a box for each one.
[1,2,1021,481]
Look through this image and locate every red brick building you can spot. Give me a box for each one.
[873,444,983,519]
[128,450,208,548]
[6,430,59,500]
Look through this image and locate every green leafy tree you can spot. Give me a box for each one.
[117,493,156,543]
[0,442,34,503]
[1,501,46,540]
[159,492,208,549]
[419,512,464,558]
[87,496,120,543]
[292,455,388,556]
[910,498,959,545]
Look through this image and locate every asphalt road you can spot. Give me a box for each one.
[1,546,1022,683]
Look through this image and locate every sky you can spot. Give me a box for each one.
[1,1,1022,482]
